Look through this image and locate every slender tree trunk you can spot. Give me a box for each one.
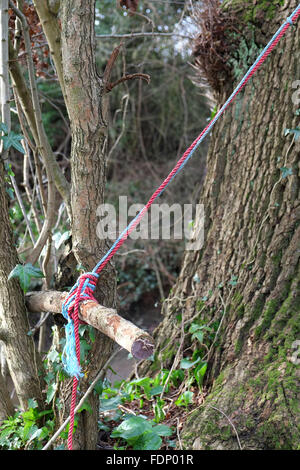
[59,0,117,449]
[143,0,300,450]
[0,160,44,411]
[0,0,44,413]
[0,0,10,138]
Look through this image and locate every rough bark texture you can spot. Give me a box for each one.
[0,370,14,423]
[141,0,300,450]
[0,160,44,411]
[59,0,117,450]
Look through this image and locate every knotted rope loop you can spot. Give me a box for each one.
[61,271,99,382]
[62,271,99,321]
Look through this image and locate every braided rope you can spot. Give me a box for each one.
[63,5,300,449]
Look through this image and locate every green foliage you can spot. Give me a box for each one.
[188,322,213,343]
[0,402,54,450]
[111,415,172,450]
[175,390,194,408]
[0,122,25,154]
[8,263,44,293]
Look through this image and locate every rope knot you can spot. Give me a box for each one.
[61,271,99,380]
[62,271,99,321]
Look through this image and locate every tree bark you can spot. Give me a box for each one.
[142,0,300,450]
[0,160,44,411]
[0,371,14,424]
[0,1,44,413]
[26,290,154,359]
[59,0,117,449]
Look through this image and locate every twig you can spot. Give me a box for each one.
[208,404,243,450]
[176,418,183,450]
[106,73,150,93]
[96,32,193,40]
[10,174,36,244]
[103,43,123,88]
[107,93,129,161]
[9,0,57,265]
[28,311,51,337]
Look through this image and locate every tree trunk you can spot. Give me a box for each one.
[0,160,44,411]
[0,1,44,413]
[58,0,117,450]
[143,0,300,450]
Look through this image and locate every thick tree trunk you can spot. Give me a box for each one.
[143,0,300,450]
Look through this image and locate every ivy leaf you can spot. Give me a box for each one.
[93,379,103,396]
[149,385,164,396]
[1,131,25,153]
[27,398,38,409]
[180,356,200,370]
[194,362,208,385]
[8,263,44,293]
[229,275,238,286]
[132,431,162,450]
[47,348,60,363]
[111,416,151,439]
[152,424,172,436]
[99,395,122,412]
[0,122,8,134]
[88,326,96,343]
[52,230,70,250]
[80,339,91,362]
[189,323,203,334]
[191,330,204,343]
[46,383,57,404]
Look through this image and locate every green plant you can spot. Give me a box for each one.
[175,390,194,408]
[0,122,25,154]
[8,263,44,293]
[0,400,54,450]
[111,415,172,450]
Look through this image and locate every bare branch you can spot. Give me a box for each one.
[96,32,193,40]
[0,0,11,158]
[9,1,69,263]
[106,73,150,93]
[32,0,67,103]
[25,290,155,360]
[8,35,70,212]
